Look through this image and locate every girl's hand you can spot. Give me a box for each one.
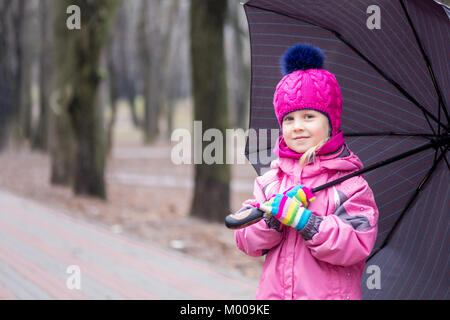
[258,194,312,231]
[283,185,315,208]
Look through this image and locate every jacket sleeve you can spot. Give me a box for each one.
[234,178,284,257]
[299,176,378,266]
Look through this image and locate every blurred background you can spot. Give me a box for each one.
[0,0,264,283]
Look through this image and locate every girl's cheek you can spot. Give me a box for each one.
[283,130,292,142]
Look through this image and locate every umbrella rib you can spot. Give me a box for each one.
[399,0,450,165]
[399,0,450,128]
[367,145,449,263]
[244,3,450,132]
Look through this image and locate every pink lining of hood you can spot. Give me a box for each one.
[273,131,345,159]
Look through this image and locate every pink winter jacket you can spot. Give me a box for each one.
[235,145,378,300]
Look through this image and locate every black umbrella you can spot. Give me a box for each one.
[227,0,449,299]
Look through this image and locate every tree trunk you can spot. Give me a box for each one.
[33,0,52,151]
[51,0,120,198]
[12,0,33,146]
[48,1,74,185]
[49,102,75,186]
[190,0,230,222]
[0,0,18,149]
[106,37,119,156]
[137,0,153,142]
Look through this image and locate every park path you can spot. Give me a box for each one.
[0,189,257,300]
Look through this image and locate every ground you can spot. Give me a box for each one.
[0,104,265,280]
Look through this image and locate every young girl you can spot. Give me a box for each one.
[235,44,379,300]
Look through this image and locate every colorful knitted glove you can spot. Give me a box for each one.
[257,194,312,231]
[282,185,316,208]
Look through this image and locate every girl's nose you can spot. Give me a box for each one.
[293,119,305,130]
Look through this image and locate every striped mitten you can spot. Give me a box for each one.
[257,194,312,231]
[282,185,316,208]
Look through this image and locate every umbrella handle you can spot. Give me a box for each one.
[224,206,265,229]
[225,187,320,229]
[225,188,320,230]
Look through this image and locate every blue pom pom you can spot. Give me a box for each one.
[281,44,325,75]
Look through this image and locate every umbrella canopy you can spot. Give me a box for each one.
[243,0,449,299]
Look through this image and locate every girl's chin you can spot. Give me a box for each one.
[289,145,309,153]
[288,142,312,154]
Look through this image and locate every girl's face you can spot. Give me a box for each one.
[282,109,330,154]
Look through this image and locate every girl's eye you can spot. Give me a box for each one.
[305,114,314,119]
[283,116,294,121]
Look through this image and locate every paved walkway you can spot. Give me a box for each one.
[0,189,257,300]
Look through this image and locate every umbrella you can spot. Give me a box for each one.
[234,0,449,299]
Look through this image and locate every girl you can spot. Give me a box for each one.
[235,44,379,300]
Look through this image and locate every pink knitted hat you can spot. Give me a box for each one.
[273,44,343,137]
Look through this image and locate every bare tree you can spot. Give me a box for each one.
[190,0,231,222]
[51,0,120,198]
[0,0,19,149]
[33,0,52,151]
